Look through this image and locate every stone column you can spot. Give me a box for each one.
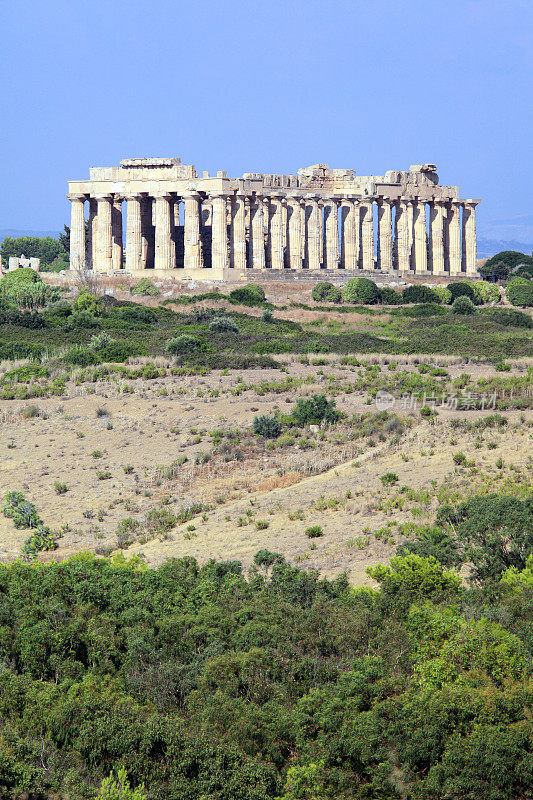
[251,196,266,269]
[184,191,202,271]
[463,200,479,275]
[378,199,393,271]
[429,200,446,275]
[407,199,415,269]
[153,193,174,270]
[112,197,123,271]
[305,195,321,270]
[125,195,142,272]
[287,196,303,270]
[231,193,247,270]
[396,198,411,272]
[211,193,229,270]
[414,199,428,273]
[93,194,113,273]
[68,193,86,272]
[360,199,374,269]
[88,198,97,269]
[269,195,284,270]
[324,199,339,269]
[341,199,357,269]
[447,200,462,275]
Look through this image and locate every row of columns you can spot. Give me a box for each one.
[69,193,478,275]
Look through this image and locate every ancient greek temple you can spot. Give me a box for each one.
[68,159,480,279]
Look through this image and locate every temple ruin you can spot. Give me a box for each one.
[67,159,480,279]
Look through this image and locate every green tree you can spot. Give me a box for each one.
[96,767,146,799]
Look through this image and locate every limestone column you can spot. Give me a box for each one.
[360,199,374,269]
[153,193,174,270]
[341,199,357,269]
[231,193,247,270]
[269,195,284,270]
[112,197,123,271]
[68,193,86,272]
[463,200,479,275]
[414,199,428,273]
[287,196,303,270]
[324,199,340,269]
[429,200,446,275]
[211,193,229,270]
[183,191,202,271]
[396,198,411,272]
[251,196,266,269]
[378,199,393,271]
[88,198,97,269]
[407,199,415,269]
[125,195,142,272]
[448,200,462,276]
[93,194,113,273]
[305,195,321,270]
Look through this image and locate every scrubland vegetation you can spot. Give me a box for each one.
[0,256,532,798]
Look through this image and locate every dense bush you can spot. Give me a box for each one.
[481,250,533,279]
[130,277,160,296]
[506,277,533,307]
[397,525,460,566]
[0,235,62,265]
[484,308,533,328]
[447,281,478,303]
[452,295,477,314]
[165,334,207,355]
[312,282,342,303]
[402,284,440,304]
[208,315,239,333]
[378,286,402,304]
[0,267,42,287]
[73,290,101,315]
[253,414,282,438]
[116,305,157,324]
[437,494,533,581]
[432,285,452,304]
[292,393,339,425]
[342,277,380,304]
[63,347,99,366]
[465,279,500,304]
[229,283,266,305]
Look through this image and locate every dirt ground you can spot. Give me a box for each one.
[1,279,531,581]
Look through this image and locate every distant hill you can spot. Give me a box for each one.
[0,229,62,244]
[477,238,533,258]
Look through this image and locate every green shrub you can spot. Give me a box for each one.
[481,250,533,279]
[312,282,342,303]
[305,525,324,538]
[342,277,379,304]
[0,267,42,288]
[165,335,207,355]
[209,316,239,333]
[229,284,266,305]
[484,308,532,328]
[130,277,160,296]
[466,280,500,304]
[54,481,69,495]
[396,525,460,566]
[452,296,476,314]
[380,472,399,486]
[253,414,281,439]
[2,491,41,529]
[73,291,101,315]
[70,310,99,328]
[402,285,440,304]
[262,309,274,323]
[292,394,339,426]
[378,286,402,304]
[97,342,143,362]
[432,285,452,305]
[63,347,99,366]
[506,278,533,307]
[89,331,114,351]
[447,282,478,303]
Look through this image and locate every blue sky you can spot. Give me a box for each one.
[1,0,531,241]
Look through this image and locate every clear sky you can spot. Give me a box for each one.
[1,0,531,241]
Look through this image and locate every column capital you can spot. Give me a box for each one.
[93,193,113,202]
[67,192,87,202]
[183,190,201,200]
[152,191,173,201]
[123,193,142,203]
[209,191,229,200]
[462,199,481,207]
[303,193,319,202]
